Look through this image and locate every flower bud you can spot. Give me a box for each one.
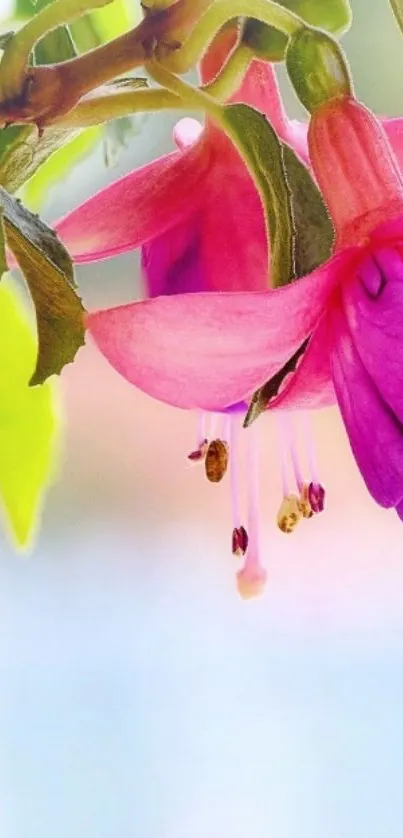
[243,0,351,62]
[286,28,352,113]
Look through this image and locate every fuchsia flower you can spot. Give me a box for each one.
[54,35,403,597]
[55,32,314,597]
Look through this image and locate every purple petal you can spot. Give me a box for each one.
[330,302,403,508]
[342,246,403,424]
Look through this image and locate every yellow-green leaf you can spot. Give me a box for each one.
[1,187,86,383]
[0,276,60,549]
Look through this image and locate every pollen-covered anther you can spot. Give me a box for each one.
[187,438,208,462]
[277,494,303,534]
[299,483,313,519]
[308,481,326,513]
[205,439,229,483]
[232,525,249,557]
[236,564,267,600]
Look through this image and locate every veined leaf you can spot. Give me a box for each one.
[242,141,334,427]
[1,187,86,383]
[222,102,294,289]
[0,123,79,193]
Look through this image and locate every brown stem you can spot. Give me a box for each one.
[0,8,177,127]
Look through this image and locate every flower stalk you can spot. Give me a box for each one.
[0,0,114,103]
[156,0,303,73]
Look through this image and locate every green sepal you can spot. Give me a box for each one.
[243,0,352,62]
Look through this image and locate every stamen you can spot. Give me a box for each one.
[300,413,326,513]
[277,494,303,534]
[308,482,326,513]
[230,416,241,529]
[276,412,325,525]
[298,483,314,519]
[187,411,209,462]
[281,413,304,491]
[236,423,267,600]
[187,440,208,462]
[232,526,249,557]
[205,439,229,483]
[229,415,249,555]
[197,411,207,446]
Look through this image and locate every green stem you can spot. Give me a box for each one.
[203,42,253,101]
[0,0,114,101]
[146,58,224,117]
[390,0,403,34]
[52,42,253,128]
[158,0,303,72]
[52,86,187,127]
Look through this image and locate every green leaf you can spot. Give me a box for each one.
[282,143,334,277]
[0,187,86,383]
[222,102,294,289]
[0,32,15,51]
[232,122,335,427]
[0,123,78,193]
[0,274,59,549]
[34,23,77,65]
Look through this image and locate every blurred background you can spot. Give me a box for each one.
[1,1,403,836]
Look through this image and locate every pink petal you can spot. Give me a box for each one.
[330,302,403,508]
[142,114,271,296]
[383,117,403,173]
[199,139,269,292]
[173,118,203,150]
[87,251,352,412]
[54,144,211,263]
[268,317,335,412]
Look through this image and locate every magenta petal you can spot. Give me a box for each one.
[142,127,269,296]
[141,217,206,296]
[268,317,335,412]
[87,252,349,411]
[330,304,403,508]
[54,144,211,263]
[342,247,403,424]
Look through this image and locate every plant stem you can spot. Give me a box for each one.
[0,0,114,101]
[158,0,302,73]
[52,86,186,127]
[203,42,253,101]
[146,58,223,118]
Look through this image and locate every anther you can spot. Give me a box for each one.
[307,481,326,513]
[299,483,313,519]
[232,526,249,557]
[205,439,229,483]
[187,439,208,462]
[277,494,303,534]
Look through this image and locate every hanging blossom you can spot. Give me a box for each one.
[54,41,403,597]
[54,30,316,598]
